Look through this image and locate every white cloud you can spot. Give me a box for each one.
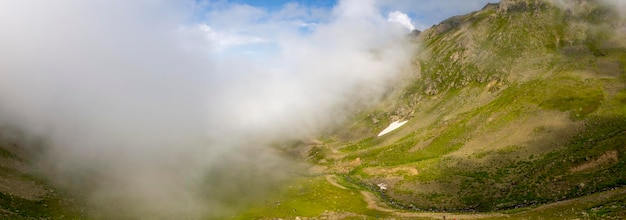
[206,3,267,27]
[190,1,333,54]
[333,0,378,18]
[387,11,415,31]
[180,24,265,51]
[298,21,318,27]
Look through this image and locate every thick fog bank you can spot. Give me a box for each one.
[0,0,415,218]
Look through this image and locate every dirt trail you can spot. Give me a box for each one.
[529,186,626,212]
[326,174,626,219]
[360,191,396,213]
[360,191,506,219]
[324,175,347,190]
[326,175,507,219]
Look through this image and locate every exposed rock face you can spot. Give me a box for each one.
[409,29,421,37]
[429,15,465,36]
[497,0,548,14]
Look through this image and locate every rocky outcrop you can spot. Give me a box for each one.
[428,15,465,36]
[496,0,548,14]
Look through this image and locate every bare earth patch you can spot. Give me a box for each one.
[451,111,581,159]
[0,149,49,201]
[363,166,419,176]
[570,150,619,173]
[0,176,48,201]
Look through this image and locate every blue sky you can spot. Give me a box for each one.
[192,0,498,55]
[218,0,498,29]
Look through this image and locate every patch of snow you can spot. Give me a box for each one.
[377,183,388,190]
[377,120,408,136]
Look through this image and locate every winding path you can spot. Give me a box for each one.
[324,175,347,190]
[326,175,508,219]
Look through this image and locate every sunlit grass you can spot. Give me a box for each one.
[235,176,388,219]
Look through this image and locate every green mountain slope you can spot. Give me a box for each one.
[244,0,626,218]
[331,0,626,212]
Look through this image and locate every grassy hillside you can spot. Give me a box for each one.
[336,0,626,212]
[241,0,626,219]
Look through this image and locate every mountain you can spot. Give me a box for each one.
[1,0,626,219]
[240,0,626,218]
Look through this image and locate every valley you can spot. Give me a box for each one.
[239,0,626,219]
[1,0,625,219]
